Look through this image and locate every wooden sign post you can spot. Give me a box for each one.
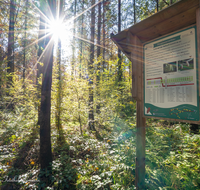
[129,32,146,188]
[111,0,200,189]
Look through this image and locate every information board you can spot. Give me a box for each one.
[144,26,199,121]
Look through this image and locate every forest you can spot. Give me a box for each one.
[0,0,200,189]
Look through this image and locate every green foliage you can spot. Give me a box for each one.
[145,122,200,189]
[1,55,200,190]
[2,0,198,189]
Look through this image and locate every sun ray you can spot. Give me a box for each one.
[73,34,109,51]
[72,0,103,21]
[1,0,111,114]
[29,0,51,25]
[3,31,54,112]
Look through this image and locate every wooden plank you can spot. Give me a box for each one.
[137,6,197,43]
[196,8,200,97]
[132,35,146,189]
[127,32,137,98]
[130,35,143,100]
[135,100,146,189]
[132,56,138,99]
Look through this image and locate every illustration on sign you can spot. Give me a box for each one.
[144,26,199,121]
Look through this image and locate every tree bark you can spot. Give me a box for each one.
[55,0,64,140]
[103,0,106,70]
[96,0,101,114]
[56,38,62,139]
[39,36,54,186]
[157,0,159,11]
[97,1,101,59]
[7,0,15,84]
[79,0,84,78]
[37,9,46,125]
[88,0,95,131]
[23,0,28,90]
[133,0,136,24]
[39,0,56,186]
[72,0,77,79]
[118,0,122,82]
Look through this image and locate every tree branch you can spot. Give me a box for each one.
[162,0,169,6]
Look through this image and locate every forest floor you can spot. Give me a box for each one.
[0,114,200,190]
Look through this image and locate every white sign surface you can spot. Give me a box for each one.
[144,26,199,120]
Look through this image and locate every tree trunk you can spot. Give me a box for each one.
[133,0,136,24]
[55,0,64,141]
[23,0,28,89]
[103,0,105,70]
[118,0,122,82]
[39,38,54,185]
[96,1,101,114]
[56,38,62,139]
[88,0,95,131]
[7,0,15,84]
[157,0,159,11]
[79,0,84,78]
[6,0,15,110]
[39,0,56,186]
[37,11,46,125]
[97,1,101,59]
[72,0,77,79]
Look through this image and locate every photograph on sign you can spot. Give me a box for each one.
[144,26,199,121]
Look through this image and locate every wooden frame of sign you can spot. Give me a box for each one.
[111,0,200,189]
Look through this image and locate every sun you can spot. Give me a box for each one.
[49,19,73,45]
[50,19,66,40]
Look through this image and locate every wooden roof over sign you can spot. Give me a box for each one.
[111,0,200,61]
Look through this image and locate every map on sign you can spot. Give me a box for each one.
[143,26,199,121]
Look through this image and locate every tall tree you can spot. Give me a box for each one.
[133,0,136,24]
[88,0,95,131]
[72,0,77,79]
[37,0,46,125]
[79,0,84,78]
[55,0,64,140]
[156,0,159,11]
[23,0,28,88]
[7,0,15,84]
[102,0,106,70]
[39,0,56,186]
[96,0,101,114]
[97,1,101,59]
[118,0,122,82]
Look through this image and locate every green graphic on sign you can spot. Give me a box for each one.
[144,26,199,121]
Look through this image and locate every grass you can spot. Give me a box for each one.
[0,110,199,190]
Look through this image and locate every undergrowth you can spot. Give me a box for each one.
[0,67,199,190]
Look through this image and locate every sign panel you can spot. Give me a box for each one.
[144,26,199,121]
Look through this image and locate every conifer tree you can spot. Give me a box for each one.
[96,0,101,114]
[55,0,64,140]
[23,0,28,85]
[7,0,15,84]
[118,0,122,82]
[88,0,95,131]
[39,0,56,185]
[72,0,77,79]
[37,0,46,125]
